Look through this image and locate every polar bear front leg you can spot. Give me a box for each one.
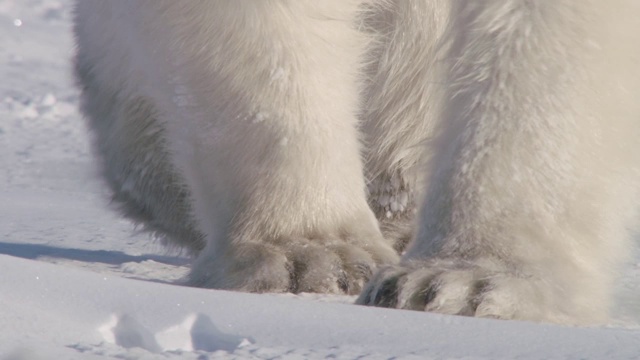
[151,2,398,294]
[359,0,640,324]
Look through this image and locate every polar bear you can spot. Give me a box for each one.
[74,0,640,325]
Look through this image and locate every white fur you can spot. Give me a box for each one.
[359,0,640,325]
[74,0,640,324]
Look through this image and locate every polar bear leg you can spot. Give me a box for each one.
[359,0,640,324]
[145,2,399,292]
[75,1,399,293]
[361,0,450,252]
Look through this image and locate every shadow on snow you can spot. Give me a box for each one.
[0,241,189,267]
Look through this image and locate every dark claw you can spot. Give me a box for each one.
[371,274,404,308]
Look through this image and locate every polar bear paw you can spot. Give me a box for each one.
[190,234,399,295]
[357,258,574,323]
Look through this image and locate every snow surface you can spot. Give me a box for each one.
[1,1,640,359]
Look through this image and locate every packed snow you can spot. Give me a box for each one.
[1,1,640,359]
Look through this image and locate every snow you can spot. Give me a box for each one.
[1,1,640,359]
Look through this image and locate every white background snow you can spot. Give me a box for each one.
[1,1,640,359]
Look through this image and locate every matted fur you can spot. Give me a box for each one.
[74,0,640,324]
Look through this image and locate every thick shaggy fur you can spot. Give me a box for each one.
[74,0,640,324]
